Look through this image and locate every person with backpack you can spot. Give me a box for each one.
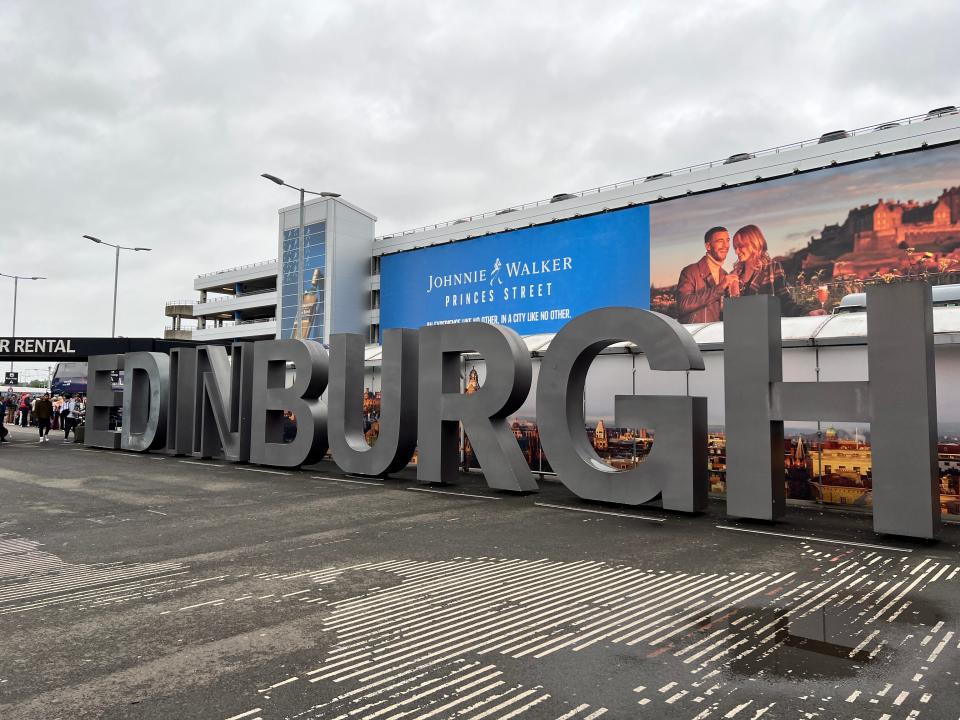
[18,393,32,427]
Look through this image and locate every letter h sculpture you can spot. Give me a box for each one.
[724,282,939,539]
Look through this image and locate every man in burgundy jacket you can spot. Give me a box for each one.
[675,226,740,323]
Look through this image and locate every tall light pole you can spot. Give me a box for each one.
[82,235,152,338]
[0,272,46,372]
[260,173,339,339]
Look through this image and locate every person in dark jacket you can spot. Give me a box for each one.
[33,393,54,443]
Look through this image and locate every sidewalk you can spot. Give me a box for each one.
[1,422,80,445]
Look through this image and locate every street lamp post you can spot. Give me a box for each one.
[82,235,152,338]
[0,272,46,372]
[260,174,339,339]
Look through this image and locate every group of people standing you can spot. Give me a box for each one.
[675,224,804,324]
[1,392,85,444]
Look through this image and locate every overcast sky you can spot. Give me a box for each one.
[2,0,958,381]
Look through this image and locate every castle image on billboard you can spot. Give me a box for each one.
[650,146,960,318]
[795,185,960,281]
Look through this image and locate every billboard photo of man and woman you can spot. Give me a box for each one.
[649,143,960,320]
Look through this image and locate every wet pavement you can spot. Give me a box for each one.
[0,423,958,720]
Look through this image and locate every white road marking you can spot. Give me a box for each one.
[223,709,261,720]
[408,487,501,500]
[715,525,912,552]
[534,502,664,522]
[927,631,954,662]
[237,467,290,475]
[258,676,298,692]
[555,704,591,719]
[178,599,224,611]
[311,475,384,486]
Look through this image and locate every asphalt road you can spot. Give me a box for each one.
[1,423,958,720]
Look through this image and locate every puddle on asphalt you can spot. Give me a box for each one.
[723,607,866,679]
[723,594,946,680]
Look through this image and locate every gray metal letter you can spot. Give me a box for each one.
[85,354,124,449]
[328,329,418,476]
[196,343,253,462]
[724,283,939,538]
[867,283,939,538]
[724,295,786,521]
[249,339,328,467]
[166,347,198,456]
[121,352,170,452]
[537,307,707,510]
[417,323,536,491]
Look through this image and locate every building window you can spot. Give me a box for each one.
[371,255,381,275]
[371,288,381,309]
[369,323,380,344]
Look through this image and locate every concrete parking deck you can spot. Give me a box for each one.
[0,424,958,720]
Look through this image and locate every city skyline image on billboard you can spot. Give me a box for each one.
[650,143,960,321]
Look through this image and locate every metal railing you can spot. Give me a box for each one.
[375,108,957,241]
[195,287,278,304]
[196,258,277,279]
[192,317,277,329]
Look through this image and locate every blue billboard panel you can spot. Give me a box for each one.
[380,206,650,335]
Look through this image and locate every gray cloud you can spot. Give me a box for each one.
[1,0,958,381]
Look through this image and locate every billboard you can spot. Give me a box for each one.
[279,221,326,341]
[380,206,650,335]
[650,144,960,320]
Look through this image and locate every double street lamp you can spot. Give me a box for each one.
[260,173,339,338]
[82,235,152,338]
[0,272,46,372]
